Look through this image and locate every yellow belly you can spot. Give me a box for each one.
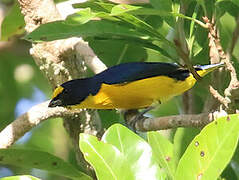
[71,75,197,109]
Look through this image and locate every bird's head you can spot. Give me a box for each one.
[194,62,224,77]
[48,86,70,108]
[48,79,93,108]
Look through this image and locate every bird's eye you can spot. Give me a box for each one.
[62,89,68,95]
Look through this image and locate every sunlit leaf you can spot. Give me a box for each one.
[173,128,200,166]
[102,124,164,180]
[80,124,164,180]
[80,133,134,180]
[148,131,176,179]
[176,114,239,179]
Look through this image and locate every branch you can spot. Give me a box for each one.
[17,0,105,175]
[135,113,212,131]
[203,16,239,112]
[75,40,107,74]
[1,101,229,148]
[126,110,229,132]
[174,3,201,81]
[0,101,83,148]
[209,86,228,106]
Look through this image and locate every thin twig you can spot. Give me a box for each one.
[209,86,229,107]
[75,40,107,74]
[203,16,239,112]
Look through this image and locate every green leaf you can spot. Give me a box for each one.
[1,175,40,180]
[66,8,118,25]
[80,124,164,180]
[219,12,236,49]
[188,3,200,58]
[216,1,239,18]
[109,4,205,28]
[0,149,92,180]
[73,1,114,12]
[79,133,135,180]
[111,4,169,40]
[1,2,25,40]
[231,0,239,6]
[111,5,172,44]
[173,128,200,166]
[102,124,164,180]
[24,20,153,42]
[175,114,239,180]
[150,0,172,11]
[150,0,174,26]
[147,131,176,179]
[110,5,177,59]
[66,8,99,25]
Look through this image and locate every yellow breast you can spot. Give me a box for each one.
[71,74,197,109]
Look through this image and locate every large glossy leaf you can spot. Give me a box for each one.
[80,124,164,180]
[176,114,239,180]
[79,133,134,180]
[1,175,40,180]
[0,149,91,180]
[173,127,200,166]
[1,2,25,40]
[147,131,175,179]
[102,124,164,180]
[24,20,153,42]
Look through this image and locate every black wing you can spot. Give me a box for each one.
[93,62,190,84]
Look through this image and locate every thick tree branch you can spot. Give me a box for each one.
[0,101,82,148]
[75,40,107,74]
[1,101,229,148]
[17,0,105,175]
[135,113,215,132]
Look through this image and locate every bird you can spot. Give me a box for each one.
[48,62,223,110]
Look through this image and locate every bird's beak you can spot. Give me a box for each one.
[48,99,63,107]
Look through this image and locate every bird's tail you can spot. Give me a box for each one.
[195,62,224,77]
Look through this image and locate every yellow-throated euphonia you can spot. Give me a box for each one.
[48,62,223,109]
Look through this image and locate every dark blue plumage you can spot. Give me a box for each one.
[93,62,191,84]
[56,62,196,107]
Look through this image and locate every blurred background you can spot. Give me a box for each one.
[0,0,238,179]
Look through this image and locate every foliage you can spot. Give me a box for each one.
[1,0,239,179]
[78,115,239,180]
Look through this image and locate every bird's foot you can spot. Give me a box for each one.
[124,106,155,132]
